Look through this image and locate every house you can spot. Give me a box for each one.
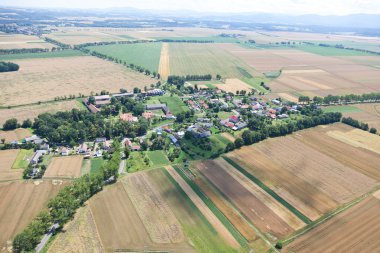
[146,104,169,114]
[142,111,155,120]
[187,125,211,138]
[61,148,69,156]
[95,137,106,143]
[166,112,176,119]
[162,125,172,133]
[278,114,289,119]
[146,89,165,96]
[112,92,134,98]
[131,145,141,151]
[30,150,47,165]
[94,95,111,107]
[120,113,138,122]
[122,138,132,147]
[78,143,88,154]
[169,135,178,145]
[24,135,42,144]
[272,99,281,105]
[95,150,102,157]
[232,122,248,131]
[39,144,49,150]
[229,115,239,123]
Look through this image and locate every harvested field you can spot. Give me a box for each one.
[197,159,302,239]
[0,34,54,50]
[0,128,32,143]
[44,156,83,178]
[0,180,66,252]
[0,100,82,125]
[0,149,22,181]
[216,78,252,93]
[165,166,240,248]
[158,42,170,79]
[0,56,153,106]
[339,103,380,130]
[195,176,257,242]
[48,205,103,253]
[276,92,299,102]
[226,124,378,221]
[327,127,380,155]
[124,172,185,244]
[89,171,195,252]
[285,195,380,253]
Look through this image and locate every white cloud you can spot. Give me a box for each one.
[2,0,380,15]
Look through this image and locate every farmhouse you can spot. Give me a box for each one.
[30,150,47,165]
[187,124,211,138]
[146,104,169,114]
[78,143,88,154]
[120,113,138,122]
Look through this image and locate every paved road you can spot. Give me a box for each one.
[35,223,59,253]
[118,155,126,175]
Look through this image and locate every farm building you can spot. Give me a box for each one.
[146,104,169,114]
[120,113,138,122]
[187,124,211,138]
[112,92,134,98]
[142,111,155,120]
[78,143,88,154]
[30,150,47,165]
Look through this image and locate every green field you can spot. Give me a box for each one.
[146,150,170,166]
[168,43,257,79]
[322,105,362,113]
[0,50,85,60]
[90,158,104,174]
[159,95,189,115]
[12,149,34,169]
[87,42,162,72]
[295,45,374,56]
[126,152,150,173]
[217,111,235,119]
[214,134,232,145]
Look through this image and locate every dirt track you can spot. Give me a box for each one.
[158,43,170,79]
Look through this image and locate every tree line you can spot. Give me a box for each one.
[74,39,154,49]
[0,61,19,72]
[0,48,49,55]
[167,75,212,86]
[158,39,214,43]
[228,112,342,151]
[299,92,380,105]
[44,37,71,49]
[316,42,380,56]
[342,117,378,134]
[13,143,121,252]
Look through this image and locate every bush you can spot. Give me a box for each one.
[275,241,283,249]
[3,118,18,130]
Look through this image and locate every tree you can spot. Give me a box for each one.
[216,74,221,80]
[234,138,243,148]
[124,147,130,159]
[3,118,18,130]
[88,96,95,105]
[370,128,377,134]
[21,119,33,128]
[225,142,235,152]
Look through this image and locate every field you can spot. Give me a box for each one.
[197,159,305,240]
[89,169,236,252]
[285,193,380,253]
[220,43,380,97]
[224,123,380,221]
[44,156,83,178]
[87,42,162,72]
[47,205,103,253]
[216,78,253,93]
[0,50,85,61]
[0,33,54,50]
[324,103,380,130]
[0,180,66,252]
[146,150,170,166]
[159,95,189,115]
[90,158,104,174]
[158,42,170,79]
[11,149,34,169]
[0,100,82,125]
[168,43,258,79]
[0,128,32,143]
[0,56,154,106]
[0,149,23,181]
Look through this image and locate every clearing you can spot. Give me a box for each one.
[44,156,83,178]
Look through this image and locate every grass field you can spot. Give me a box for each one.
[0,56,154,106]
[11,149,34,169]
[0,50,85,60]
[146,150,170,166]
[87,42,162,72]
[168,43,257,79]
[90,158,104,174]
[159,95,189,115]
[295,44,374,56]
[154,36,242,43]
[322,105,363,113]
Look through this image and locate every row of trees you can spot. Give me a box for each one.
[342,117,377,134]
[74,39,154,49]
[0,48,49,55]
[2,118,32,130]
[158,39,214,43]
[44,37,71,49]
[167,75,213,86]
[13,144,121,252]
[317,42,380,56]
[299,92,380,105]
[0,61,19,72]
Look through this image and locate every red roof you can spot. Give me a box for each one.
[230,115,239,121]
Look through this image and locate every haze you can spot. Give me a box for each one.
[2,0,380,15]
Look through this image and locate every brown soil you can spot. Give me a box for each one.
[0,150,22,181]
[44,156,83,179]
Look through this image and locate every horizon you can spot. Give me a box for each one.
[1,0,380,16]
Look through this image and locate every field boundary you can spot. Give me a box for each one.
[222,156,312,224]
[172,165,248,247]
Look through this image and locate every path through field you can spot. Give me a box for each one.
[158,43,170,79]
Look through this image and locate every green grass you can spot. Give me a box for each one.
[87,42,162,72]
[125,152,151,173]
[146,150,170,166]
[214,134,232,145]
[218,111,235,119]
[222,156,312,224]
[321,105,362,113]
[159,95,189,115]
[295,45,374,56]
[12,149,34,169]
[90,158,104,174]
[0,50,85,60]
[173,165,247,247]
[241,76,271,94]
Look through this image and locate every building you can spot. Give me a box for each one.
[146,104,169,114]
[232,122,248,131]
[169,135,178,145]
[78,143,88,154]
[95,138,106,143]
[30,150,47,165]
[94,95,111,107]
[187,125,211,138]
[229,115,239,123]
[112,92,134,98]
[24,135,42,144]
[146,89,165,96]
[272,99,281,105]
[61,148,69,156]
[120,113,138,122]
[142,111,155,120]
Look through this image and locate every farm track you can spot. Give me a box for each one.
[158,43,170,79]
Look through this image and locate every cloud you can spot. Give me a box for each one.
[2,0,380,15]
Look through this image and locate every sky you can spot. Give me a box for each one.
[2,0,380,15]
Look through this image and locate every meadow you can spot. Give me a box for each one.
[86,42,162,72]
